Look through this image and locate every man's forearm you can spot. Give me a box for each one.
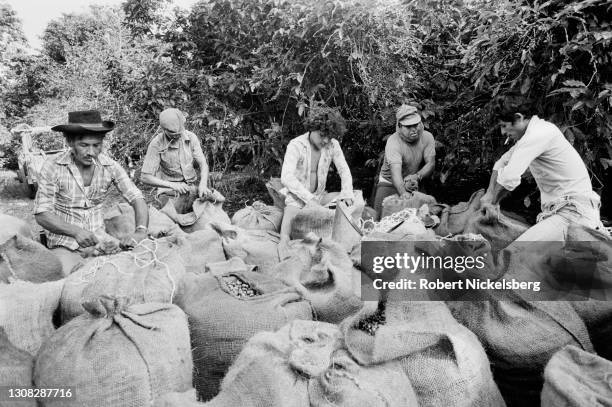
[200,164,209,187]
[35,212,82,238]
[417,161,435,180]
[490,180,510,205]
[141,173,175,189]
[131,198,149,228]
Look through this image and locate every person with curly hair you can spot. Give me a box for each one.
[279,104,355,242]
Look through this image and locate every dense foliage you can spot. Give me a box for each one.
[1,0,610,216]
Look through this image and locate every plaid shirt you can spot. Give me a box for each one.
[34,151,143,250]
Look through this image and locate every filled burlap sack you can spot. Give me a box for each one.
[448,297,593,407]
[60,236,187,324]
[175,271,313,401]
[204,257,255,276]
[273,236,364,323]
[0,279,64,355]
[381,191,437,218]
[154,320,417,407]
[0,327,36,407]
[210,221,280,273]
[0,234,63,283]
[344,301,504,407]
[34,297,193,407]
[541,345,612,407]
[105,203,182,239]
[0,213,33,243]
[291,191,365,240]
[162,193,231,233]
[265,177,286,209]
[231,201,283,232]
[464,203,530,254]
[180,228,226,274]
[562,225,612,360]
[432,189,485,236]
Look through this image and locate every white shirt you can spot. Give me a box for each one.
[494,116,593,207]
[280,133,353,206]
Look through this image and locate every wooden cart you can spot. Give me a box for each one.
[12,124,68,199]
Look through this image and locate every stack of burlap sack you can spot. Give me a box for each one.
[3,180,611,407]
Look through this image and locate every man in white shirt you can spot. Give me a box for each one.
[481,104,606,241]
[279,105,354,242]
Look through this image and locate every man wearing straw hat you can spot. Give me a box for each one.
[34,110,149,272]
[373,104,436,219]
[140,108,211,213]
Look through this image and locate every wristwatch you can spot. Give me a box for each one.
[135,225,148,232]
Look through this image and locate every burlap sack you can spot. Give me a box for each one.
[0,279,64,355]
[273,236,364,323]
[231,201,283,232]
[291,191,365,240]
[153,390,200,407]
[343,301,504,407]
[448,297,593,407]
[0,213,32,243]
[162,193,231,233]
[381,191,437,218]
[105,203,182,239]
[180,228,226,274]
[563,224,612,360]
[265,177,286,209]
[464,203,530,254]
[541,345,612,407]
[205,257,255,276]
[175,271,313,401]
[60,236,187,324]
[35,298,192,407]
[210,221,280,273]
[432,189,485,236]
[0,235,63,283]
[0,327,35,407]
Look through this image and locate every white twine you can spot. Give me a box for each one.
[73,237,176,304]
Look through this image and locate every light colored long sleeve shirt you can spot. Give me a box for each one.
[280,133,353,207]
[494,116,593,207]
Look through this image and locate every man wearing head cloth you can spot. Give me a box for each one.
[373,104,436,219]
[141,108,210,213]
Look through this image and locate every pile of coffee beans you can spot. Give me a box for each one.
[356,302,386,335]
[223,275,259,298]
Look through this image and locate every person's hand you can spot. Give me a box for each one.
[171,182,191,194]
[74,229,99,248]
[198,182,211,198]
[306,198,321,207]
[403,174,419,191]
[480,192,494,207]
[120,230,148,249]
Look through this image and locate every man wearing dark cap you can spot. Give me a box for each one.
[34,110,149,271]
[373,105,436,219]
[140,108,210,213]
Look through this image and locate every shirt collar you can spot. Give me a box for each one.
[159,130,190,149]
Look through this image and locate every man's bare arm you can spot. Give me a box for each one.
[390,163,407,196]
[35,212,98,247]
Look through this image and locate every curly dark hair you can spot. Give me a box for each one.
[303,103,347,139]
[493,94,535,122]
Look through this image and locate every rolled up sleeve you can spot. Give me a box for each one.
[281,142,315,203]
[34,160,57,214]
[189,132,206,165]
[332,139,354,199]
[496,133,551,191]
[111,162,144,203]
[141,138,161,176]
